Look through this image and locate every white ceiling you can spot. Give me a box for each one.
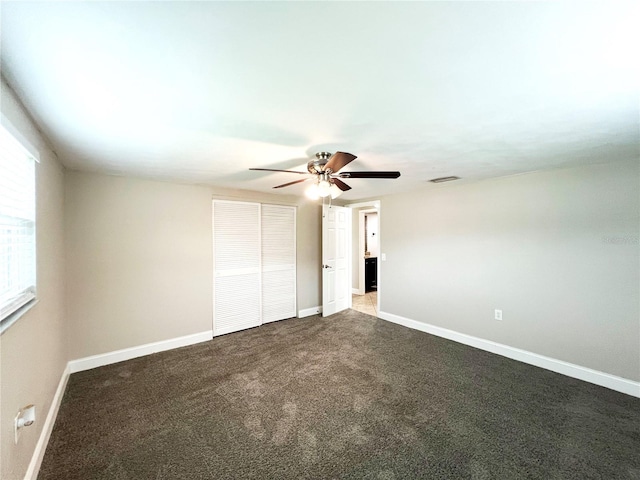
[1,1,638,200]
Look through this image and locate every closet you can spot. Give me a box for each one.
[212,200,296,336]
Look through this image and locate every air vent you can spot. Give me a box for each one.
[428,176,460,183]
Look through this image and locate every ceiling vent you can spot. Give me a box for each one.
[428,176,460,183]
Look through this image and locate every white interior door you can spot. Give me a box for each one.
[213,201,262,336]
[261,204,296,323]
[322,204,351,316]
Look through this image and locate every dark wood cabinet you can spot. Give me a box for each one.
[365,257,377,292]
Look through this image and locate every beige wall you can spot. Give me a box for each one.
[65,171,322,359]
[381,160,640,381]
[0,79,67,479]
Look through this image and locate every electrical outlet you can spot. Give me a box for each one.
[381,253,386,261]
[494,309,503,321]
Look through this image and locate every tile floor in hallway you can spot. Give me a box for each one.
[351,291,378,316]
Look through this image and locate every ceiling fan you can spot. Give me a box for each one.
[249,152,401,199]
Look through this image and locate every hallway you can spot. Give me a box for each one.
[351,291,377,317]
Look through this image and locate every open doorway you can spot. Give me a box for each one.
[347,200,380,316]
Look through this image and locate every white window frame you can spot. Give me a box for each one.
[0,115,39,334]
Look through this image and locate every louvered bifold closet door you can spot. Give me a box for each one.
[261,205,296,323]
[213,201,261,336]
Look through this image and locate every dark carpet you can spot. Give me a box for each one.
[39,310,640,479]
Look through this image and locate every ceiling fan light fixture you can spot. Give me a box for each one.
[305,183,320,200]
[329,183,342,199]
[317,178,332,198]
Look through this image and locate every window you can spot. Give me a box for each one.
[0,122,37,332]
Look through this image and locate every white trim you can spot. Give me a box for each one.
[68,331,213,373]
[352,288,360,295]
[358,210,366,295]
[346,200,382,314]
[0,299,39,335]
[346,200,381,210]
[0,112,40,162]
[298,306,322,318]
[358,208,380,297]
[25,363,70,480]
[378,311,640,398]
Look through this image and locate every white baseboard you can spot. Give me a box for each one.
[25,363,70,480]
[378,311,640,398]
[298,306,322,318]
[68,330,213,374]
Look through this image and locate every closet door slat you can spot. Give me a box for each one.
[261,205,296,323]
[213,201,261,336]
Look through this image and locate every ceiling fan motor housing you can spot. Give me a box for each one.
[308,152,332,174]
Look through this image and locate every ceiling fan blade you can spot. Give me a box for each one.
[332,178,352,191]
[338,171,401,179]
[324,152,357,173]
[249,168,307,174]
[273,178,309,189]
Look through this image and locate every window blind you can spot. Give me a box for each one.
[0,124,36,324]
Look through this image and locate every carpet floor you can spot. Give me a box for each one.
[39,310,640,479]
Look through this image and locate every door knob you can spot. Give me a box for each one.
[322,264,332,269]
